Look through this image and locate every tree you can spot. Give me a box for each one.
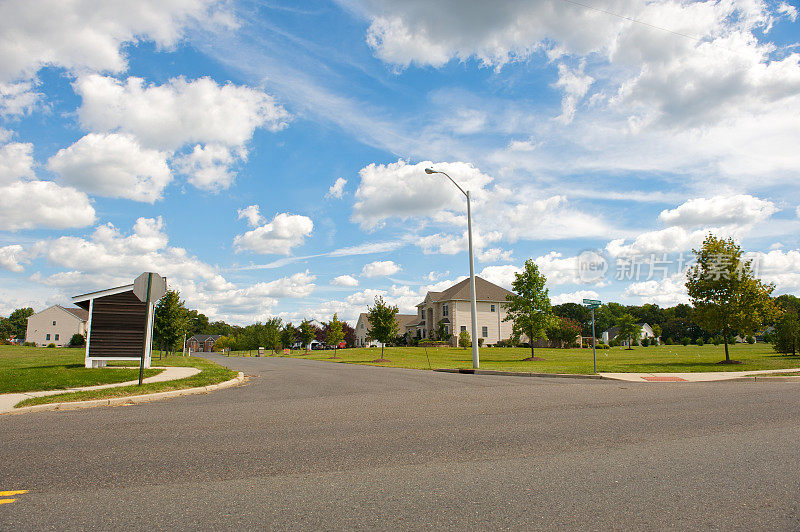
[262,317,283,353]
[504,259,552,361]
[546,316,582,348]
[552,303,591,336]
[686,234,776,363]
[458,329,471,348]
[326,313,345,358]
[213,336,230,352]
[650,323,662,342]
[615,314,641,350]
[187,310,212,335]
[281,323,297,351]
[773,313,800,356]
[1,307,34,340]
[153,290,189,355]
[435,320,452,343]
[299,320,316,353]
[366,296,398,361]
[342,322,356,348]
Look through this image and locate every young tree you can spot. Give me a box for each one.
[458,329,471,348]
[686,234,776,363]
[153,290,189,355]
[366,296,398,362]
[263,317,283,353]
[504,259,552,361]
[615,313,642,350]
[546,316,582,348]
[299,320,316,353]
[773,313,800,356]
[342,322,356,348]
[280,323,297,352]
[326,313,345,358]
[1,307,34,340]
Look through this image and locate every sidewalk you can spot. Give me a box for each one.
[600,367,800,382]
[0,366,200,413]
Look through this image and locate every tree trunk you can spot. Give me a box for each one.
[723,336,730,361]
[530,344,535,359]
[381,344,384,359]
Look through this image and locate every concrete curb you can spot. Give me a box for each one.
[3,372,246,416]
[728,375,800,382]
[434,368,603,379]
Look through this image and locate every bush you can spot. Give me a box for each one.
[712,336,721,346]
[609,338,620,347]
[696,337,705,346]
[598,344,610,350]
[746,335,755,344]
[23,341,36,347]
[681,337,691,346]
[641,337,650,347]
[69,333,85,347]
[478,338,484,347]
[663,338,673,345]
[47,343,56,348]
[458,330,471,348]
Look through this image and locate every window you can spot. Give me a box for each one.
[55,334,59,341]
[490,304,495,312]
[442,304,448,317]
[46,334,50,341]
[444,326,449,335]
[53,321,56,326]
[461,326,466,332]
[482,326,488,338]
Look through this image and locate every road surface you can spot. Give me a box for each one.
[1,355,798,530]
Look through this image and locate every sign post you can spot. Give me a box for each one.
[583,299,601,374]
[133,272,167,385]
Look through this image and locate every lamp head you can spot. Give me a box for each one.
[424,168,436,174]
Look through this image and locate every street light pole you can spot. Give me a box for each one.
[425,168,479,369]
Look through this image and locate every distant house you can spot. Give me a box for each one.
[186,334,221,353]
[602,323,659,345]
[25,305,89,347]
[355,313,418,347]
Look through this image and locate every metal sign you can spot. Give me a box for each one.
[582,299,601,305]
[133,272,166,303]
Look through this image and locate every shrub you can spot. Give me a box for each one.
[47,343,56,348]
[663,338,673,345]
[641,337,650,347]
[69,333,85,347]
[599,344,610,350]
[746,335,755,344]
[696,337,705,346]
[681,337,691,346]
[478,338,484,347]
[712,336,721,346]
[458,330,471,348]
[23,341,36,347]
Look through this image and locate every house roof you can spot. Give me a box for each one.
[357,313,418,331]
[188,334,222,342]
[59,305,89,321]
[72,284,135,307]
[418,276,514,305]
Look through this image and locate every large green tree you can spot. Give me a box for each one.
[326,313,345,358]
[153,290,189,354]
[299,319,316,353]
[281,323,297,351]
[686,234,776,362]
[615,313,642,350]
[366,295,399,361]
[1,307,34,341]
[504,259,552,360]
[773,313,800,356]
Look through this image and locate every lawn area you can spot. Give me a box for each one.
[268,343,800,374]
[0,345,160,393]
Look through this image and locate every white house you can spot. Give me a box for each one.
[602,323,659,345]
[25,305,89,347]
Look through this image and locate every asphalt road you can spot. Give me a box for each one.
[1,355,799,530]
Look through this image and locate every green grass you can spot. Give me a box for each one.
[15,350,238,408]
[0,345,160,393]
[267,343,800,374]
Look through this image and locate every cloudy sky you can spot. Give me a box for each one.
[1,0,799,324]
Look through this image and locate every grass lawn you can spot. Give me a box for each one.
[264,343,800,374]
[0,345,160,394]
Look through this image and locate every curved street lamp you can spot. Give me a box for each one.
[425,167,479,369]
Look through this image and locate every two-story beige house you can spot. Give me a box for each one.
[25,305,89,347]
[409,277,515,346]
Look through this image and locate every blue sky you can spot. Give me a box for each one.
[1,0,799,324]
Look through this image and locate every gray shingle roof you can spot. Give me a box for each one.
[423,276,513,303]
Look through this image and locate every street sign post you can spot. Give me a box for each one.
[583,299,601,373]
[133,272,167,385]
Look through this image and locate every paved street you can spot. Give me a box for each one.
[1,355,799,530]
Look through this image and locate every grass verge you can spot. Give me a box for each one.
[267,343,800,374]
[15,353,237,408]
[0,345,160,393]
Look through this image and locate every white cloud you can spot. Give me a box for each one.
[606,226,710,258]
[624,272,690,306]
[326,177,347,199]
[361,260,401,278]
[48,133,171,202]
[554,62,593,124]
[416,229,501,256]
[658,195,777,228]
[746,249,800,294]
[75,75,289,150]
[0,141,35,184]
[174,144,244,191]
[478,247,514,263]
[246,271,316,299]
[551,290,600,306]
[0,0,233,83]
[352,159,493,230]
[0,81,41,116]
[0,244,26,272]
[331,274,359,287]
[0,180,96,231]
[479,264,520,289]
[237,205,264,227]
[233,212,313,255]
[778,2,798,21]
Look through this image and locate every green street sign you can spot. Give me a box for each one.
[582,299,601,305]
